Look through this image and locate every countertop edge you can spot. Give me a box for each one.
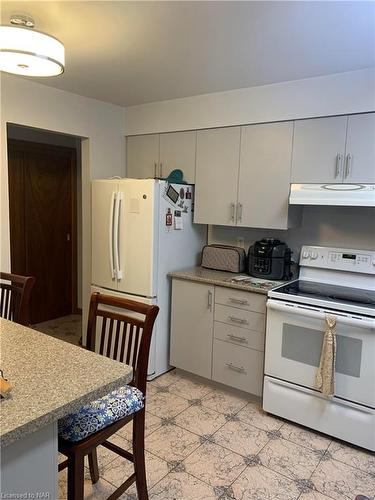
[0,370,132,448]
[168,272,272,295]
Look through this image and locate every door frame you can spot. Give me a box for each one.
[7,138,79,316]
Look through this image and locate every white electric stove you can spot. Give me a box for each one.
[263,245,375,451]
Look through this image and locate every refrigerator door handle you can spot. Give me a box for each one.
[109,192,116,279]
[114,191,123,280]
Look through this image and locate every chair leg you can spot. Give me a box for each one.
[67,453,85,500]
[88,448,100,484]
[133,409,148,500]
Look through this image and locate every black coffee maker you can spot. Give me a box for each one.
[248,238,292,280]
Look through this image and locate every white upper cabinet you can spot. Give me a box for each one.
[126,134,159,179]
[291,116,348,183]
[126,131,196,183]
[344,113,375,183]
[291,113,375,184]
[194,124,297,229]
[238,122,294,229]
[159,131,197,183]
[194,127,241,226]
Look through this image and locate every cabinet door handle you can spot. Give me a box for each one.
[226,362,246,373]
[228,315,248,325]
[344,154,352,179]
[227,333,248,343]
[237,203,243,223]
[154,162,158,178]
[207,290,213,311]
[159,162,163,178]
[335,153,343,178]
[229,298,248,305]
[230,202,236,222]
[109,192,116,279]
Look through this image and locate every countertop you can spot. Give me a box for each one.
[168,267,286,294]
[0,319,133,447]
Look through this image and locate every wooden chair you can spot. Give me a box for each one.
[0,272,35,325]
[58,292,159,500]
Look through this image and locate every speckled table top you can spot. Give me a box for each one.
[168,267,285,294]
[0,319,132,448]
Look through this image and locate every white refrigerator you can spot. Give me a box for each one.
[91,178,206,379]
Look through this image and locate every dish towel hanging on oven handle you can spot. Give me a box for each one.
[315,313,337,397]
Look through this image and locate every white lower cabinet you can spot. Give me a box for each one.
[170,278,266,396]
[214,304,266,332]
[212,339,264,396]
[214,321,265,352]
[215,286,266,313]
[170,279,214,379]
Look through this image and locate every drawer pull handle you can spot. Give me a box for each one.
[228,316,248,324]
[227,333,248,343]
[229,298,248,305]
[226,362,246,373]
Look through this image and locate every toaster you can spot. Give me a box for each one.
[201,244,246,273]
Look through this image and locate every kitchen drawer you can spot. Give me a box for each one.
[215,287,266,313]
[214,321,264,352]
[215,304,265,332]
[212,339,264,396]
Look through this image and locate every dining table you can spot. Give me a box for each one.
[0,318,132,498]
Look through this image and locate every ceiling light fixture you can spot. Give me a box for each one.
[0,16,65,77]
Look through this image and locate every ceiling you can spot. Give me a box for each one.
[2,1,375,107]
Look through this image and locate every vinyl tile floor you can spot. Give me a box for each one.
[58,370,375,500]
[34,314,82,346]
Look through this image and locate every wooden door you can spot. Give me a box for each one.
[194,127,240,225]
[126,134,159,179]
[170,279,214,379]
[344,113,375,183]
[291,116,348,183]
[8,140,77,324]
[159,131,197,183]
[238,122,293,229]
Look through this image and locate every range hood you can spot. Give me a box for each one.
[289,184,375,207]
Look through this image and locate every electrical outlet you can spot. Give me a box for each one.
[237,236,245,248]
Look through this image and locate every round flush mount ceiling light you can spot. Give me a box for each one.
[0,16,65,77]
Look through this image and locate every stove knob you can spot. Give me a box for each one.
[372,260,375,267]
[302,250,310,259]
[310,251,318,260]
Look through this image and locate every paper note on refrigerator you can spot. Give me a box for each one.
[174,211,183,230]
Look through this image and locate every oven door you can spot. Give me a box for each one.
[265,299,375,408]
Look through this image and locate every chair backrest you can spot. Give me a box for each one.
[86,292,159,395]
[0,272,35,325]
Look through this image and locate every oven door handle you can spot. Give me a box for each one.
[267,299,375,330]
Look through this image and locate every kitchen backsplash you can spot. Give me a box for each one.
[209,206,375,263]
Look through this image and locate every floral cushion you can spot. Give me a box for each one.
[58,385,144,442]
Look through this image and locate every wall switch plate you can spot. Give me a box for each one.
[237,236,245,248]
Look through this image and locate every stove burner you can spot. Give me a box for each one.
[273,280,375,310]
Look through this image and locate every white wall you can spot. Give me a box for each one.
[125,68,375,135]
[1,74,125,325]
[210,206,375,262]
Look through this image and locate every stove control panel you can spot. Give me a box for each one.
[300,246,375,274]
